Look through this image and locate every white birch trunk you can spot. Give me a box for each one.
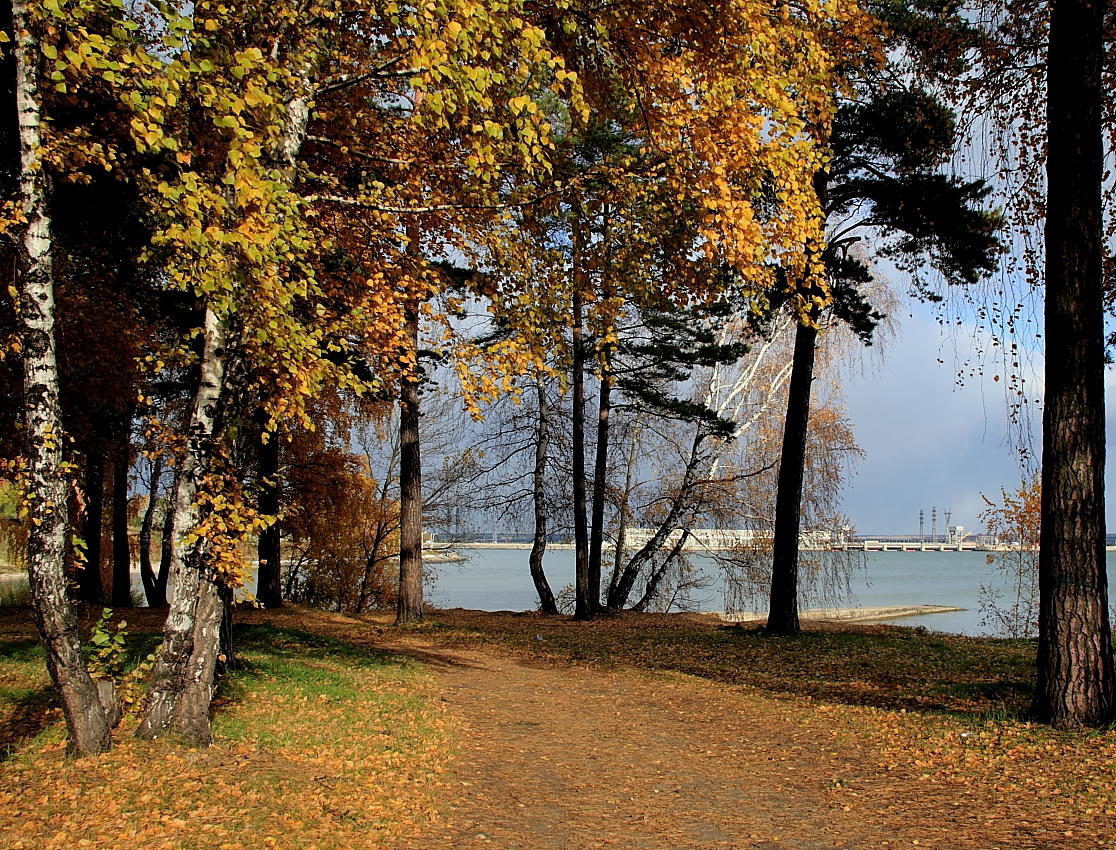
[13,0,113,755]
[136,309,228,743]
[138,62,318,743]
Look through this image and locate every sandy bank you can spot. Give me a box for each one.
[717,604,965,624]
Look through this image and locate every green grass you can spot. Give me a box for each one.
[0,613,450,850]
[0,583,29,607]
[214,624,427,750]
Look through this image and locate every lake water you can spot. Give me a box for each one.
[427,547,1116,637]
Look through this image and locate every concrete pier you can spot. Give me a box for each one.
[717,604,965,624]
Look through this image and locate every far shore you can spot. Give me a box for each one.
[440,542,1116,552]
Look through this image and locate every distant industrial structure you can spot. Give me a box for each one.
[435,507,1058,551]
[621,527,835,552]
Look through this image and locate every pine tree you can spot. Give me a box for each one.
[765,8,1003,635]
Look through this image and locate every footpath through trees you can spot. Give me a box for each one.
[285,608,1116,850]
[2,605,1113,848]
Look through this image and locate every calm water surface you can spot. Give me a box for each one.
[428,547,1116,637]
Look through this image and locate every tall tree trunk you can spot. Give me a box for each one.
[136,308,229,746]
[256,416,283,608]
[1032,0,1115,728]
[587,361,612,615]
[110,409,134,607]
[139,454,163,606]
[395,301,424,624]
[765,315,818,636]
[529,375,557,614]
[14,0,113,754]
[80,448,105,603]
[571,218,592,619]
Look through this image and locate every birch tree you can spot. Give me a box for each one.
[9,0,115,755]
[130,0,584,744]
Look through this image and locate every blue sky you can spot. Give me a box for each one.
[839,297,1115,536]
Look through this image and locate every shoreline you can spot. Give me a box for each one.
[442,543,1116,553]
[714,604,966,624]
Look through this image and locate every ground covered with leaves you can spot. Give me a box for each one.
[2,604,1115,848]
[0,607,449,850]
[387,609,1115,849]
[414,608,1039,715]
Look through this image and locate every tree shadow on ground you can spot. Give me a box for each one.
[0,637,58,760]
[402,609,1041,722]
[0,687,58,759]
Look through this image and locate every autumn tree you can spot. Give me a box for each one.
[7,0,120,755]
[113,0,593,745]
[978,476,1040,638]
[472,0,870,617]
[281,407,397,613]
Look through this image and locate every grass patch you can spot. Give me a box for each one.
[0,635,56,755]
[0,582,29,607]
[0,611,450,850]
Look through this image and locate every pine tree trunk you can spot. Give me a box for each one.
[587,363,612,615]
[256,419,282,608]
[136,309,228,745]
[529,376,557,614]
[766,316,818,636]
[571,228,592,620]
[80,449,105,603]
[1032,0,1115,728]
[14,0,113,754]
[395,302,423,624]
[139,454,163,606]
[110,413,133,607]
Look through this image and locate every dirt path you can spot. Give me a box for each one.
[388,642,1079,850]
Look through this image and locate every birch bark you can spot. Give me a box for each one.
[14,0,114,755]
[138,54,320,742]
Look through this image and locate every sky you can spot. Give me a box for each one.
[840,297,1116,536]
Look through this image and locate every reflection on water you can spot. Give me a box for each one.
[428,547,1116,637]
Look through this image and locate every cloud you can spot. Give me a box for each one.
[840,302,1044,534]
